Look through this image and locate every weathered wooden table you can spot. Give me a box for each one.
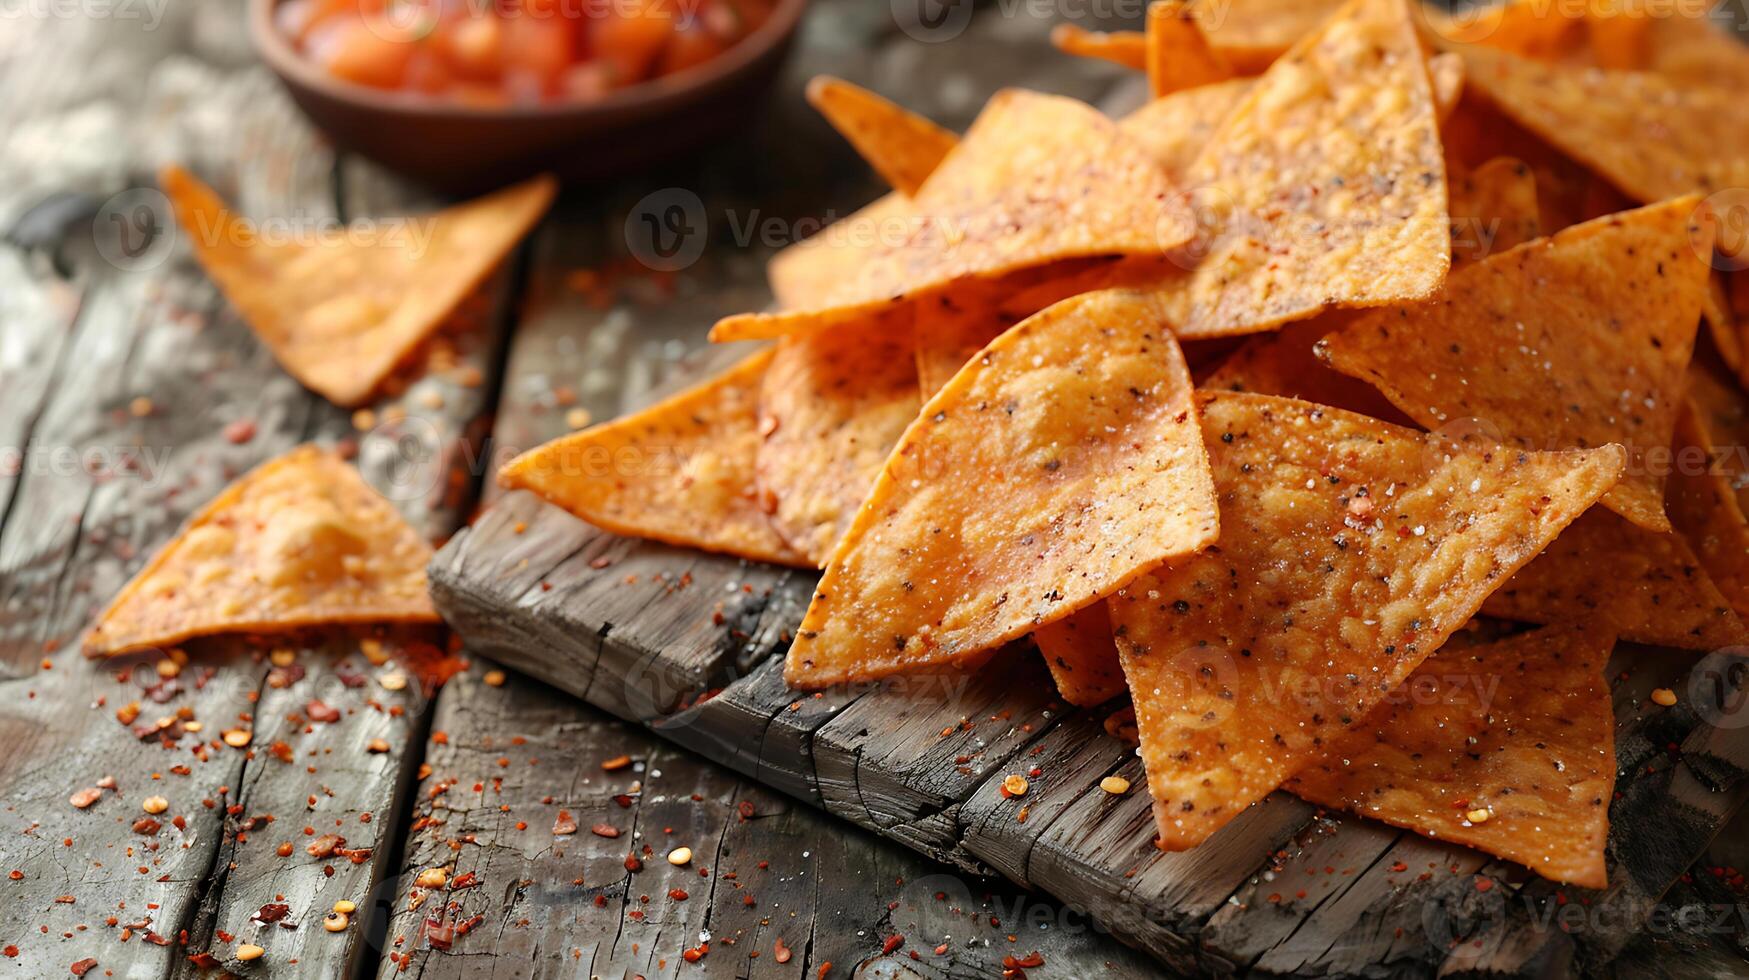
[3,2,1749,978]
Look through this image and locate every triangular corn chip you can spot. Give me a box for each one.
[785,290,1219,688]
[1687,358,1749,524]
[1458,45,1749,207]
[1479,508,1747,649]
[1702,273,1742,377]
[1110,391,1623,850]
[1670,398,1749,621]
[1035,603,1125,708]
[712,89,1193,342]
[1319,197,1709,532]
[913,301,1018,400]
[1147,0,1451,339]
[1146,0,1232,98]
[1286,624,1616,888]
[1118,79,1254,183]
[499,351,808,567]
[805,76,958,198]
[83,446,438,657]
[1447,156,1542,265]
[767,193,916,312]
[161,166,554,407]
[1419,0,1587,62]
[1643,8,1749,87]
[756,320,921,565]
[1440,90,1617,236]
[1049,22,1147,70]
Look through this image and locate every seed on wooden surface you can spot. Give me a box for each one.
[323,912,349,932]
[379,672,407,692]
[366,738,390,754]
[235,944,264,962]
[415,868,448,889]
[155,659,180,678]
[482,670,506,687]
[222,729,251,748]
[269,648,296,667]
[601,755,631,771]
[667,847,692,867]
[141,796,168,815]
[1651,688,1677,706]
[1099,775,1131,795]
[565,408,591,429]
[1465,808,1492,824]
[333,900,357,914]
[1001,774,1028,797]
[69,788,102,809]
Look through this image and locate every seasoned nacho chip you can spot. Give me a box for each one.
[767,193,916,312]
[1668,400,1749,622]
[1447,156,1541,265]
[1319,197,1709,532]
[805,76,958,198]
[83,446,439,657]
[161,166,554,407]
[1146,0,1232,98]
[913,301,1017,400]
[1286,624,1615,888]
[1035,604,1125,708]
[1110,392,1623,849]
[756,320,921,565]
[1148,0,1450,339]
[1457,45,1749,207]
[500,350,809,567]
[1419,0,1586,62]
[1192,0,1345,74]
[1643,7,1749,88]
[1118,78,1254,183]
[712,89,1193,342]
[1049,22,1148,70]
[1200,317,1411,424]
[1479,509,1746,649]
[785,290,1219,688]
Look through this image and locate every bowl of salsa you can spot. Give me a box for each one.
[252,0,810,190]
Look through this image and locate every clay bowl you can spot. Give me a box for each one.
[251,0,810,193]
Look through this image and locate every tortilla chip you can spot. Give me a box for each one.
[161,166,553,408]
[756,320,921,565]
[1440,91,1608,236]
[1643,8,1749,88]
[499,350,809,567]
[1118,78,1254,183]
[1035,604,1125,708]
[1669,400,1749,622]
[805,76,958,198]
[1321,197,1709,532]
[785,289,1219,688]
[1428,51,1465,124]
[1110,391,1623,849]
[1286,624,1615,888]
[83,446,438,657]
[1457,44,1749,207]
[1192,0,1345,74]
[1685,356,1749,552]
[712,89,1193,342]
[1049,22,1147,70]
[1480,508,1746,649]
[1419,0,1587,62]
[1147,0,1232,98]
[1447,156,1541,265]
[913,301,1018,400]
[1587,0,1648,70]
[1702,272,1743,376]
[1147,0,1451,339]
[767,193,914,312]
[1200,317,1411,423]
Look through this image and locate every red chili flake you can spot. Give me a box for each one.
[186,952,218,968]
[668,889,689,901]
[70,958,98,977]
[881,934,904,954]
[590,824,619,839]
[737,800,756,820]
[252,903,291,924]
[624,853,642,872]
[222,419,256,445]
[2,946,16,958]
[305,700,341,723]
[682,942,708,962]
[601,755,631,771]
[1475,878,1494,893]
[1005,952,1045,969]
[131,818,161,836]
[612,794,634,808]
[774,937,792,963]
[552,811,578,836]
[424,916,455,951]
[449,871,479,891]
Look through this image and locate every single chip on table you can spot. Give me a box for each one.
[1456,45,1749,211]
[1319,196,1709,533]
[805,76,958,198]
[1666,400,1749,622]
[1145,0,1232,98]
[785,289,1219,688]
[1110,391,1624,850]
[711,88,1192,342]
[1143,0,1450,340]
[1479,508,1746,649]
[83,446,439,657]
[756,319,921,566]
[160,166,554,408]
[1447,156,1542,265]
[1035,604,1124,708]
[1286,624,1616,888]
[499,350,810,567]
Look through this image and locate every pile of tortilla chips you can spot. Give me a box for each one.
[504,0,1749,889]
